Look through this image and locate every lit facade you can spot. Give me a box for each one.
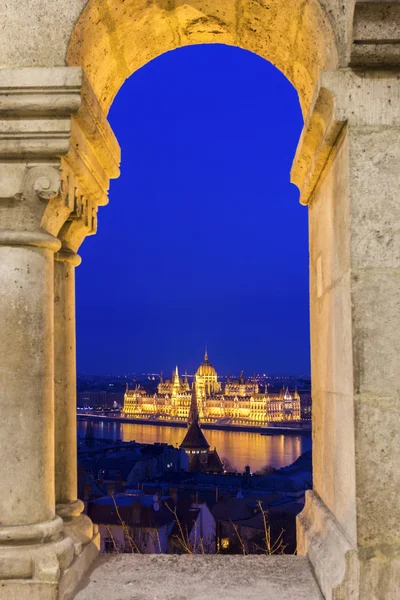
[123,352,301,425]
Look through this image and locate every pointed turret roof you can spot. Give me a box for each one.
[284,387,292,400]
[188,382,199,426]
[180,383,210,450]
[180,421,210,450]
[172,365,180,385]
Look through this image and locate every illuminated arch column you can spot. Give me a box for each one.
[53,75,120,565]
[54,247,96,554]
[292,67,400,599]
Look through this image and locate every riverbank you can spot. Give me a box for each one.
[77,413,311,436]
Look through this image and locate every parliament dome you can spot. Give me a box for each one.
[196,349,217,377]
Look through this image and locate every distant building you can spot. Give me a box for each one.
[300,392,312,420]
[78,390,124,409]
[213,494,302,555]
[78,390,107,408]
[123,350,301,424]
[168,501,216,554]
[78,437,312,556]
[88,491,176,553]
[88,491,216,554]
[77,440,189,502]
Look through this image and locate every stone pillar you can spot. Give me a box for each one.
[54,250,94,551]
[0,171,75,595]
[292,68,400,599]
[0,66,119,599]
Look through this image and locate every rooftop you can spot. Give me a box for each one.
[180,420,210,449]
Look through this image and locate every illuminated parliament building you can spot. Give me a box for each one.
[123,351,301,425]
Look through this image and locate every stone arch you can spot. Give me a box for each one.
[1,1,399,599]
[67,0,338,118]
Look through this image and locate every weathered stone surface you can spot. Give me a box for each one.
[0,245,57,526]
[75,555,323,600]
[354,391,400,549]
[351,2,400,67]
[297,491,359,600]
[307,128,357,550]
[351,269,400,396]
[348,126,400,270]
[67,0,338,116]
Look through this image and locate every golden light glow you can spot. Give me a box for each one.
[123,353,301,426]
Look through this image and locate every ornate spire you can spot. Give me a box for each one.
[173,365,179,385]
[188,381,200,427]
[239,370,244,384]
[160,371,163,384]
[204,346,208,361]
[181,381,210,454]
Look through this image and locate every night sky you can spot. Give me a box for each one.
[76,44,309,377]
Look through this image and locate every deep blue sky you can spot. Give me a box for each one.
[76,44,309,377]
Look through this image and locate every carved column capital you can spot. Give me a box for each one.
[0,66,120,251]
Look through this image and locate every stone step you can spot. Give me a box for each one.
[75,554,322,600]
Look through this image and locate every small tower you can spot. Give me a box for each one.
[172,365,180,387]
[253,372,258,393]
[180,383,210,469]
[187,381,200,427]
[195,348,220,399]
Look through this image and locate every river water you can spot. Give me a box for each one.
[77,420,311,472]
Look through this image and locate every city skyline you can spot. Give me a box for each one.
[76,44,309,376]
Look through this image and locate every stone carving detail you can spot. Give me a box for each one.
[23,165,62,202]
[60,167,97,236]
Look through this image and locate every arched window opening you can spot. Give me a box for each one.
[77,44,311,557]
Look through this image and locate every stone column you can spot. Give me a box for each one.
[0,68,83,595]
[54,250,94,550]
[0,169,75,592]
[0,66,121,600]
[292,68,400,599]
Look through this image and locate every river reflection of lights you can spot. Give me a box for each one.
[78,422,311,471]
